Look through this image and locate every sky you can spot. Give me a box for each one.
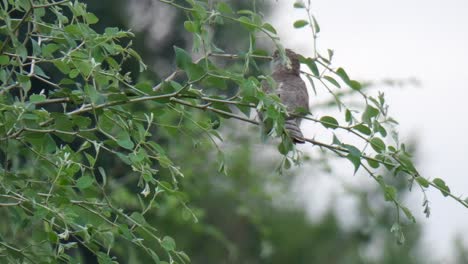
[268,0,468,261]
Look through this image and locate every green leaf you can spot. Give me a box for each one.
[148,249,161,263]
[416,177,430,188]
[98,167,107,187]
[73,116,92,128]
[353,124,371,135]
[69,69,80,78]
[108,93,129,103]
[97,252,113,264]
[117,225,132,240]
[349,80,362,90]
[24,133,56,153]
[174,46,205,80]
[178,252,191,263]
[101,231,114,248]
[116,152,131,165]
[320,116,339,129]
[344,144,361,173]
[76,175,94,190]
[293,20,309,28]
[76,60,93,77]
[135,82,153,94]
[237,10,256,16]
[335,68,361,90]
[217,2,233,14]
[241,78,257,97]
[312,16,320,33]
[202,75,227,89]
[18,74,31,93]
[130,212,147,226]
[335,67,350,83]
[328,49,334,60]
[387,145,397,153]
[384,185,397,201]
[366,157,380,169]
[278,136,293,155]
[30,94,46,103]
[116,130,134,150]
[161,236,176,251]
[303,58,319,76]
[84,84,100,104]
[52,114,75,143]
[64,24,84,36]
[16,43,28,60]
[186,63,206,81]
[85,153,96,167]
[362,105,379,123]
[85,12,99,24]
[390,223,405,245]
[54,60,71,74]
[401,206,416,223]
[34,65,49,78]
[158,181,175,192]
[323,75,340,88]
[332,134,341,145]
[192,2,208,19]
[305,74,316,95]
[370,137,385,153]
[0,55,9,65]
[345,109,352,123]
[43,43,60,58]
[262,23,277,34]
[433,178,450,197]
[238,16,256,31]
[396,152,417,174]
[294,1,305,8]
[184,21,198,33]
[174,46,192,70]
[378,124,388,137]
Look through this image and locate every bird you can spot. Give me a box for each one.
[261,49,309,144]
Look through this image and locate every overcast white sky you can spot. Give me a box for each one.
[269,0,468,261]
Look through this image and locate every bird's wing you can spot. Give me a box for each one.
[277,76,309,114]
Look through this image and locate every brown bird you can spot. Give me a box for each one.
[262,49,309,143]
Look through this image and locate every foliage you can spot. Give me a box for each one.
[0,0,466,262]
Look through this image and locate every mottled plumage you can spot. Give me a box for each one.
[262,49,309,143]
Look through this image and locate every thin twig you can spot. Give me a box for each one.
[0,7,33,54]
[170,97,258,124]
[32,0,70,8]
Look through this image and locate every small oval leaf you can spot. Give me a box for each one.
[433,178,450,197]
[320,116,339,129]
[416,177,430,188]
[370,137,386,153]
[161,236,176,251]
[323,75,341,88]
[293,20,309,28]
[76,175,94,190]
[294,1,305,8]
[353,124,372,135]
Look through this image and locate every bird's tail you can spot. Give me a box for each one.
[285,119,305,144]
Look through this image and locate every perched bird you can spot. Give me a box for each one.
[262,49,309,143]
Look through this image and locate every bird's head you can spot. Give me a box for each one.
[271,48,300,75]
